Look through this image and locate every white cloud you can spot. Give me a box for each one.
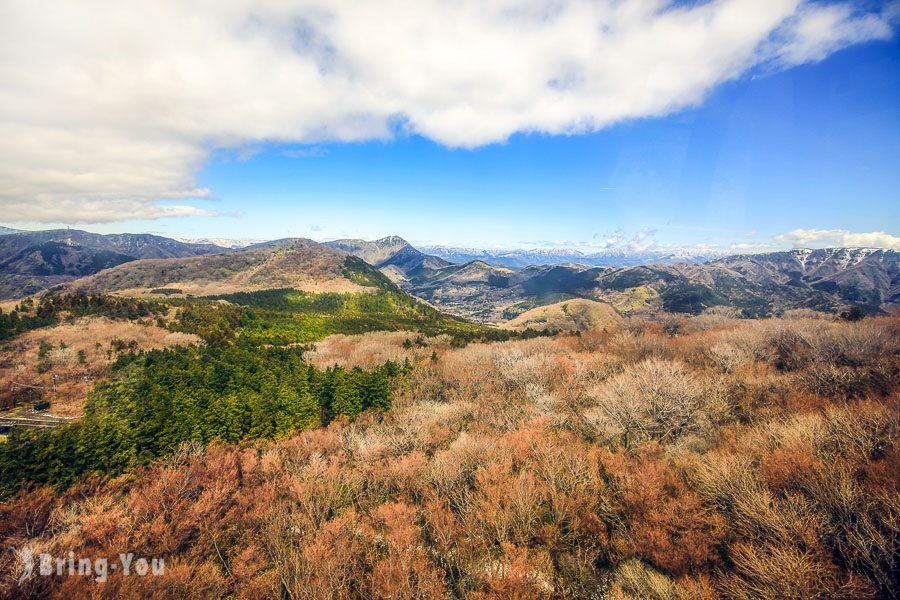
[729,242,777,253]
[0,0,894,223]
[775,229,900,249]
[768,2,894,66]
[1,199,216,224]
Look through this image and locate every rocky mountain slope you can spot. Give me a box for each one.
[325,236,453,281]
[0,229,221,298]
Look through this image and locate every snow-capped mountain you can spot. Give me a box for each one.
[418,245,725,269]
[174,237,267,249]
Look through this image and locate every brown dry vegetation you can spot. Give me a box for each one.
[0,316,898,599]
[0,317,201,417]
[306,331,450,370]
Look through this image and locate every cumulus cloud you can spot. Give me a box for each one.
[775,228,900,249]
[0,0,894,222]
[1,199,216,224]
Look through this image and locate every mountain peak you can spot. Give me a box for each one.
[374,235,411,247]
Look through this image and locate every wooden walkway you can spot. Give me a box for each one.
[0,413,75,430]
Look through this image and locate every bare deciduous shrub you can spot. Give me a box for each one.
[800,363,887,399]
[602,449,726,575]
[608,330,672,363]
[767,324,816,371]
[802,463,900,596]
[706,341,754,373]
[719,543,845,600]
[816,402,897,463]
[473,543,555,599]
[809,321,899,368]
[586,359,728,448]
[608,560,678,600]
[367,502,446,599]
[686,306,743,332]
[781,308,829,320]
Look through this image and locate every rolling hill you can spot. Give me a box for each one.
[501,298,623,332]
[58,239,375,297]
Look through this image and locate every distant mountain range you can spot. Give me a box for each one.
[174,236,266,249]
[1,229,896,323]
[331,237,899,321]
[418,244,724,269]
[0,229,221,298]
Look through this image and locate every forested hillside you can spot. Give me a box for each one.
[0,281,543,498]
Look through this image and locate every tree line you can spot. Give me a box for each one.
[0,341,402,497]
[0,294,166,340]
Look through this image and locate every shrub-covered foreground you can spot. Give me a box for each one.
[0,316,898,598]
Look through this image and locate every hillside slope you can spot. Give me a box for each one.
[59,239,371,296]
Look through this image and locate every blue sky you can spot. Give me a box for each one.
[3,1,899,252]
[155,35,899,249]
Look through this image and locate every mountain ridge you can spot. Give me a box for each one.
[0,229,222,299]
[1,228,896,323]
[325,236,453,278]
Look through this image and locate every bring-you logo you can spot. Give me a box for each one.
[13,544,164,584]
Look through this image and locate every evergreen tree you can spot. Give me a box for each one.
[293,370,320,430]
[275,383,300,436]
[331,370,362,418]
[219,395,246,442]
[248,391,275,439]
[362,368,391,412]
